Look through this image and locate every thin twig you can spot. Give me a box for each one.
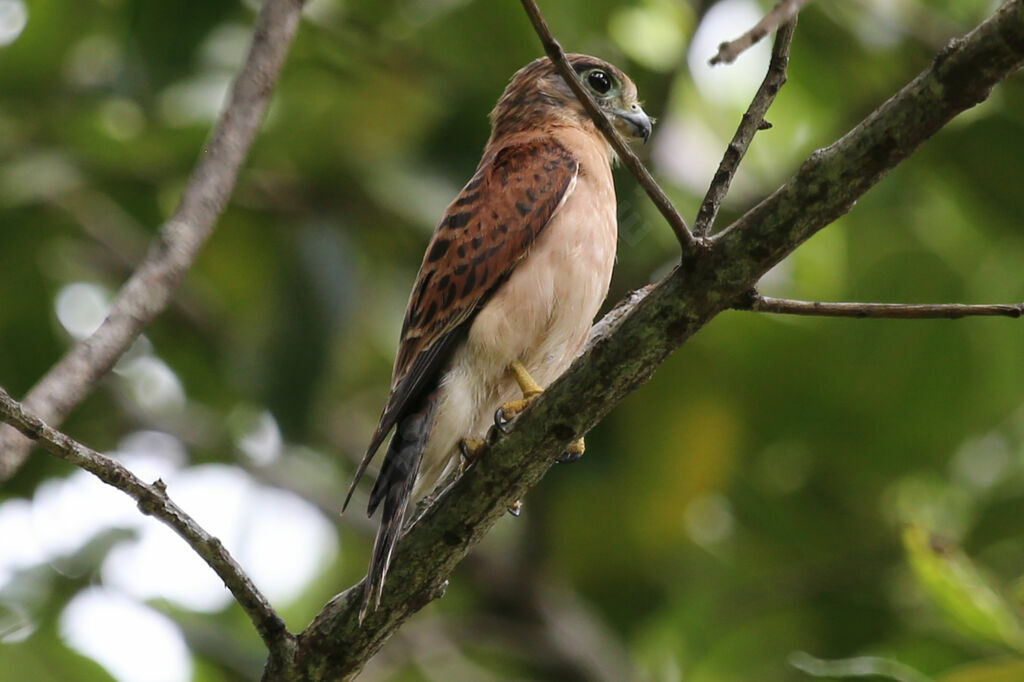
[710,0,813,65]
[0,0,307,481]
[738,293,1024,319]
[519,0,699,253]
[695,20,796,237]
[0,386,295,661]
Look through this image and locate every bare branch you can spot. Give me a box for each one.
[519,0,699,252]
[710,0,813,65]
[276,4,1024,678]
[0,386,294,663]
[0,0,307,481]
[737,293,1024,319]
[695,20,796,237]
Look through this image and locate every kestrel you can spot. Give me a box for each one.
[344,54,652,616]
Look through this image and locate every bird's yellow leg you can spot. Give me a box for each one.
[496,361,585,460]
[511,360,544,398]
[498,361,544,422]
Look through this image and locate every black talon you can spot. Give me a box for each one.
[486,424,502,445]
[458,440,473,464]
[507,500,522,516]
[493,407,512,433]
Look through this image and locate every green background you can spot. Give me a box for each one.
[2,0,1024,680]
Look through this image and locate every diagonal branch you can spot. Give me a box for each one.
[277,1,1024,679]
[0,0,308,481]
[519,0,698,252]
[710,0,814,65]
[695,19,796,237]
[737,293,1024,319]
[0,386,295,665]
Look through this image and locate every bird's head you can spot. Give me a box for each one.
[489,54,652,145]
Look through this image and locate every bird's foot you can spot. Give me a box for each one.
[557,437,585,464]
[494,394,538,433]
[510,360,544,398]
[458,437,487,464]
[507,499,523,517]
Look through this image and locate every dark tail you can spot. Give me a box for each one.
[358,393,437,622]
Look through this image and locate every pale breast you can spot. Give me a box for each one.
[413,129,618,498]
[464,129,616,388]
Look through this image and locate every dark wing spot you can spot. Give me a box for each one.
[445,211,473,229]
[453,262,468,276]
[525,188,538,202]
[453,192,479,208]
[457,244,467,258]
[462,267,477,297]
[470,236,483,249]
[421,301,438,326]
[415,270,434,300]
[442,282,457,307]
[498,223,509,234]
[428,240,451,262]
[515,202,532,217]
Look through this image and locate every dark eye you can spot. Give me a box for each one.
[587,69,612,95]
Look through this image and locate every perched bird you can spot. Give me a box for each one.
[344,54,652,617]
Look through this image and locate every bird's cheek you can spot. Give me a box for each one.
[611,117,633,138]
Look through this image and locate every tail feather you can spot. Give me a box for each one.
[359,393,437,622]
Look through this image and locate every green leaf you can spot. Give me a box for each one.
[902,524,1024,652]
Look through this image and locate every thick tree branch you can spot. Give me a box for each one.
[710,0,814,65]
[519,0,698,252]
[738,293,1024,319]
[277,1,1024,680]
[0,0,307,480]
[695,19,796,237]
[0,386,294,665]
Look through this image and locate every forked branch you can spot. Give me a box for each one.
[695,19,797,236]
[710,0,814,65]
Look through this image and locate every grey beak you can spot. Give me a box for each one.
[616,107,653,143]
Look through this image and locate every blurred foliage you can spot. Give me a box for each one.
[903,525,1024,654]
[2,0,1024,680]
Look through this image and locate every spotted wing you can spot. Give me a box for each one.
[344,136,579,507]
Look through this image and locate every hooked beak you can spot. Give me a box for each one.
[613,105,653,143]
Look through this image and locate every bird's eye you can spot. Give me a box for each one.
[586,69,612,95]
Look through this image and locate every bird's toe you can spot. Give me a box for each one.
[557,437,585,464]
[458,438,487,472]
[494,396,536,432]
